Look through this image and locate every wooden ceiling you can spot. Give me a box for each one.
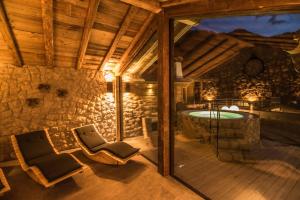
[179,29,299,79]
[0,0,200,71]
[0,0,155,71]
[139,27,300,80]
[177,30,253,79]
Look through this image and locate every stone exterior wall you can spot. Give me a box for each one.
[0,65,115,161]
[202,46,300,102]
[123,82,157,138]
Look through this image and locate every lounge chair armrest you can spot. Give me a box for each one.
[44,128,60,155]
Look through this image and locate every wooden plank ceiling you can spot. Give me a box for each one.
[0,0,154,70]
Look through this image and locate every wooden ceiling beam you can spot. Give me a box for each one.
[129,22,192,76]
[182,34,214,60]
[41,0,54,67]
[120,0,161,13]
[0,1,23,66]
[161,0,204,8]
[186,43,238,78]
[189,50,239,78]
[165,0,300,18]
[77,0,101,69]
[118,12,156,75]
[96,6,138,75]
[183,38,228,73]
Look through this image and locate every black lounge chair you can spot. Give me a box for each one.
[71,124,140,165]
[0,169,10,195]
[11,129,86,188]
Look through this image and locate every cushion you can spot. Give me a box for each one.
[74,125,106,150]
[28,153,82,182]
[91,142,139,159]
[15,130,54,163]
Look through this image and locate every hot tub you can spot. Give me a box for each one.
[178,110,260,161]
[189,111,244,119]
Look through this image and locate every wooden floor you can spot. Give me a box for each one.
[124,133,300,200]
[1,152,202,200]
[174,136,300,200]
[125,136,158,164]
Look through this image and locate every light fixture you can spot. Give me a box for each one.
[229,105,239,111]
[247,95,258,102]
[104,71,114,82]
[221,106,230,111]
[147,84,154,89]
[204,95,215,101]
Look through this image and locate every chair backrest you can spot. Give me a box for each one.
[0,169,10,193]
[74,125,106,151]
[15,130,55,163]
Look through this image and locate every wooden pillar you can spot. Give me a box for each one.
[158,10,174,176]
[115,76,123,141]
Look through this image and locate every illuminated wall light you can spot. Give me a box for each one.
[147,88,154,95]
[247,96,258,102]
[147,84,154,89]
[204,95,215,101]
[104,71,114,82]
[103,63,112,71]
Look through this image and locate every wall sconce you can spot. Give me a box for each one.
[247,96,258,102]
[104,70,115,82]
[204,95,215,101]
[106,82,113,93]
[147,84,154,89]
[125,82,131,93]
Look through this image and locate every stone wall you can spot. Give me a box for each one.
[123,82,157,138]
[0,65,115,161]
[202,46,300,102]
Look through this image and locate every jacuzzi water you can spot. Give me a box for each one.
[189,111,244,119]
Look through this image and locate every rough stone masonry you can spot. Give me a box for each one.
[0,65,116,161]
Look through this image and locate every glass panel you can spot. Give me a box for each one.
[172,14,300,200]
[121,32,158,164]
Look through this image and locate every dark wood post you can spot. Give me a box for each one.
[158,10,174,176]
[115,76,123,141]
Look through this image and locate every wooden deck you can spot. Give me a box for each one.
[174,136,300,200]
[124,133,300,200]
[1,152,202,200]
